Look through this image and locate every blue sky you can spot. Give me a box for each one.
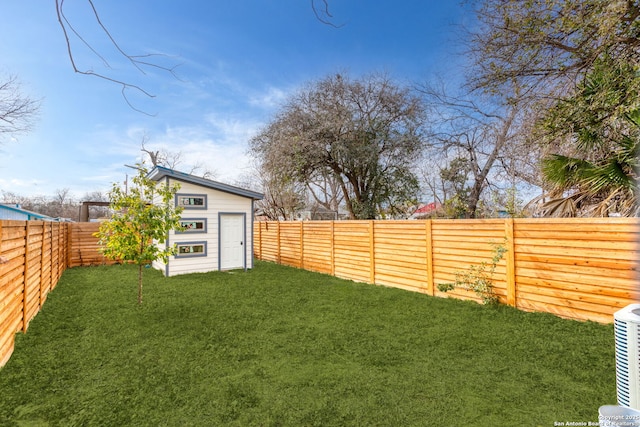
[0,1,474,198]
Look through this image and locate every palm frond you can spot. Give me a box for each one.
[541,154,593,188]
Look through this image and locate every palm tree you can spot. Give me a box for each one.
[535,56,639,217]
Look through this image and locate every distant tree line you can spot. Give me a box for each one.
[1,189,110,221]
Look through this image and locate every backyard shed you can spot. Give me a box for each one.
[148,166,263,277]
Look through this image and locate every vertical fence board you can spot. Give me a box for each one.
[257,221,262,260]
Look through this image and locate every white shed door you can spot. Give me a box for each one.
[220,214,245,270]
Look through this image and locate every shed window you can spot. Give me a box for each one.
[176,194,207,209]
[178,219,207,233]
[175,242,207,258]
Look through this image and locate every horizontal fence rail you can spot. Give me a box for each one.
[254,218,640,323]
[0,221,113,368]
[67,222,117,268]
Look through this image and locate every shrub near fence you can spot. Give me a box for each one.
[254,218,640,323]
[0,221,114,368]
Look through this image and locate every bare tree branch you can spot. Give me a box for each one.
[0,75,40,142]
[140,134,162,167]
[54,0,336,114]
[54,0,181,115]
[311,0,343,28]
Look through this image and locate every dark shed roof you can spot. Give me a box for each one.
[147,166,263,200]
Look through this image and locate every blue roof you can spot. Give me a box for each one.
[0,204,54,221]
[147,166,263,200]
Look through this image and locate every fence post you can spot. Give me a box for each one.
[298,221,304,268]
[54,223,60,284]
[257,222,262,260]
[276,222,281,264]
[58,223,67,270]
[65,223,70,268]
[0,222,4,280]
[22,222,30,332]
[49,223,54,290]
[369,220,376,284]
[425,220,435,296]
[505,218,516,307]
[39,222,46,309]
[330,221,335,276]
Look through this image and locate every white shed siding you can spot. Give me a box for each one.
[151,177,171,275]
[161,179,255,277]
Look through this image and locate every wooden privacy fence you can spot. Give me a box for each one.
[0,220,68,367]
[67,222,117,268]
[0,221,113,367]
[254,218,640,323]
[1,219,638,367]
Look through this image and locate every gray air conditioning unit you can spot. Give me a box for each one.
[614,304,640,409]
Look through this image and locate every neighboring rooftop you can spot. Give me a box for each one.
[0,204,55,221]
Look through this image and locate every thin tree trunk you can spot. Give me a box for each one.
[138,264,143,305]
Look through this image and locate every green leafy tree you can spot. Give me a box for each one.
[96,164,183,304]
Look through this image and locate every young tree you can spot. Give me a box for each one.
[250,73,426,219]
[95,164,183,304]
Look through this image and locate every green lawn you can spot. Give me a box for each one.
[0,261,616,426]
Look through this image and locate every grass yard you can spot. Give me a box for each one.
[0,261,616,426]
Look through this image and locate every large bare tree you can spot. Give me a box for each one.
[467,0,639,100]
[250,73,426,219]
[419,80,533,218]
